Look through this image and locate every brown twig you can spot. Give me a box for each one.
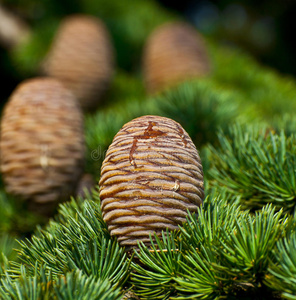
[0,4,30,49]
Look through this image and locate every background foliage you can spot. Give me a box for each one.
[0,0,296,299]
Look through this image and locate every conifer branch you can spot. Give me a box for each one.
[207,124,296,213]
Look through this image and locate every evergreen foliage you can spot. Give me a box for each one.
[12,195,130,289]
[84,93,158,178]
[207,124,296,213]
[10,20,58,76]
[1,0,296,299]
[81,0,177,70]
[0,266,122,300]
[267,229,296,299]
[0,190,45,236]
[0,190,294,299]
[0,191,15,233]
[271,114,296,137]
[84,78,249,177]
[131,196,287,299]
[155,80,248,147]
[209,42,296,121]
[0,234,18,266]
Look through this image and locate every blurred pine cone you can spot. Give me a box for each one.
[0,77,85,216]
[143,21,211,93]
[99,115,204,250]
[42,14,114,111]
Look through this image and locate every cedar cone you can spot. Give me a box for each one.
[143,21,211,94]
[42,14,114,111]
[99,115,204,249]
[0,77,85,216]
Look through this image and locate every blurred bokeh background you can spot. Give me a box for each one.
[1,0,296,105]
[160,0,296,76]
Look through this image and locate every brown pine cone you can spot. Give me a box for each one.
[42,14,114,111]
[143,21,211,94]
[0,77,85,216]
[99,115,204,250]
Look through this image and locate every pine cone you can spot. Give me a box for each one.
[143,21,211,93]
[42,14,114,111]
[99,115,204,249]
[0,77,85,216]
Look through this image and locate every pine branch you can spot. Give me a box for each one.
[215,205,287,282]
[0,265,53,300]
[180,195,241,249]
[84,78,252,181]
[131,195,288,299]
[0,191,15,233]
[54,270,122,300]
[130,196,231,299]
[0,189,46,236]
[172,203,287,299]
[207,124,296,213]
[2,1,296,299]
[131,231,184,300]
[10,195,130,289]
[266,229,296,299]
[271,114,296,137]
[209,41,296,121]
[0,266,122,300]
[0,234,19,266]
[154,80,250,148]
[102,70,146,110]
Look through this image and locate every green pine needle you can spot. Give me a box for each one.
[207,124,296,213]
[155,80,249,148]
[0,234,19,266]
[0,266,122,300]
[11,196,130,289]
[266,229,296,299]
[131,230,183,300]
[210,41,296,121]
[131,196,288,299]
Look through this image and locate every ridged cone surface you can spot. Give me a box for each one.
[143,21,211,93]
[99,115,204,249]
[0,77,85,215]
[42,14,114,111]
